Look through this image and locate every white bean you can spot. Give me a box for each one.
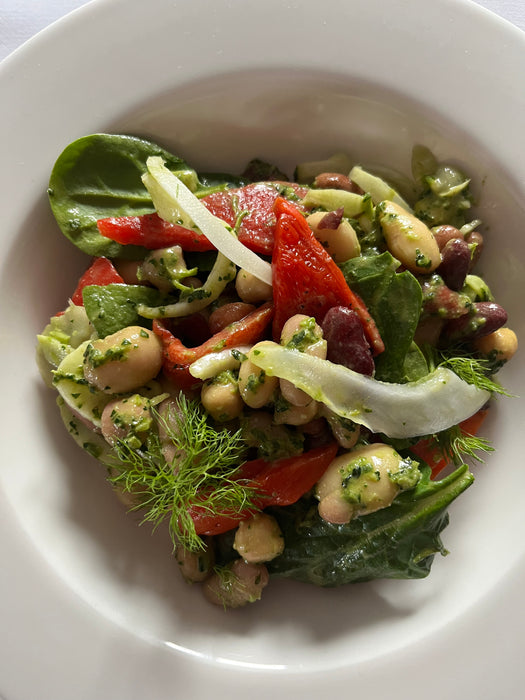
[475,327,518,362]
[280,315,326,407]
[235,268,273,304]
[233,513,284,563]
[238,359,278,409]
[316,443,420,524]
[175,540,215,583]
[83,326,163,394]
[306,211,361,262]
[201,374,244,422]
[203,559,269,608]
[274,398,318,426]
[377,200,441,273]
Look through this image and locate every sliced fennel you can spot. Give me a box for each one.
[138,251,236,319]
[142,157,272,286]
[349,165,412,210]
[248,341,490,439]
[53,341,111,428]
[301,189,365,217]
[189,346,251,380]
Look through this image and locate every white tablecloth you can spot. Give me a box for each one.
[1,0,524,62]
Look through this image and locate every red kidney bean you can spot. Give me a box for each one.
[442,301,508,343]
[209,302,256,334]
[465,230,484,269]
[321,306,375,376]
[432,225,463,250]
[421,276,471,319]
[318,207,344,230]
[437,238,471,291]
[313,172,363,193]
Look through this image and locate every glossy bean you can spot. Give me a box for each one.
[83,326,163,394]
[321,306,374,375]
[377,200,441,274]
[235,269,273,304]
[316,443,419,524]
[203,559,269,608]
[157,397,187,466]
[421,275,472,319]
[442,301,508,343]
[175,540,215,583]
[100,394,152,447]
[465,230,484,269]
[209,302,256,335]
[201,373,244,422]
[238,359,279,409]
[313,172,361,192]
[432,224,463,250]
[306,210,361,262]
[437,237,471,291]
[280,315,327,406]
[273,397,318,426]
[474,327,518,363]
[233,513,285,563]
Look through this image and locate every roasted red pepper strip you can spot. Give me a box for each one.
[153,302,274,391]
[97,213,216,251]
[272,197,384,354]
[411,408,489,479]
[71,256,124,305]
[202,182,308,255]
[244,440,339,506]
[190,442,338,535]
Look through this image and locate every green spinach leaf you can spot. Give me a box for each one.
[48,133,191,258]
[82,283,166,337]
[340,252,423,382]
[267,464,473,586]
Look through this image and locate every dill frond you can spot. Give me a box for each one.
[434,423,494,466]
[109,394,257,552]
[440,355,513,396]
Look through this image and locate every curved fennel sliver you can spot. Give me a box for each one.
[142,156,273,285]
[248,341,490,438]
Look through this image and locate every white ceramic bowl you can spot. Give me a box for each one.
[1,1,524,698]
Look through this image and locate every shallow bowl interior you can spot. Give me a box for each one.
[2,66,524,671]
[1,0,524,694]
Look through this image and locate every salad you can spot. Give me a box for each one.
[37,133,517,608]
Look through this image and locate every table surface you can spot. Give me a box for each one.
[1,0,524,62]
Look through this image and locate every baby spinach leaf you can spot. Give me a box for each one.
[340,252,422,383]
[82,283,165,337]
[48,133,191,258]
[267,464,473,586]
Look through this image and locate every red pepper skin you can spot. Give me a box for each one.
[411,408,489,479]
[190,442,338,535]
[202,182,308,255]
[97,213,216,252]
[70,257,124,305]
[245,440,339,506]
[271,197,384,355]
[153,302,274,391]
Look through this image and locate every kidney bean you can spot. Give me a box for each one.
[437,237,471,291]
[313,172,362,193]
[432,225,463,250]
[209,302,256,334]
[421,275,471,319]
[442,301,508,343]
[321,306,375,376]
[465,230,484,269]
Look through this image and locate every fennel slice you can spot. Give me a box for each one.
[349,165,412,210]
[248,342,490,439]
[52,340,111,428]
[143,157,273,286]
